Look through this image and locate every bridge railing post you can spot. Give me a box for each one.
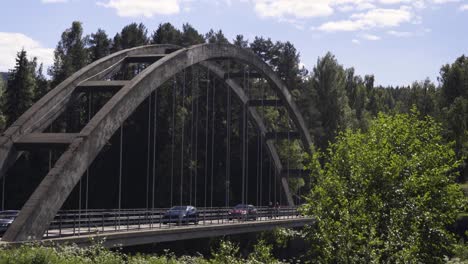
[115,210,118,231]
[59,213,62,237]
[73,212,76,236]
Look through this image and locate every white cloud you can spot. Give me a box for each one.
[251,0,334,18]
[361,33,381,40]
[318,7,412,31]
[432,0,460,4]
[41,0,68,3]
[352,38,361,44]
[97,0,186,17]
[387,30,413,37]
[460,4,468,10]
[0,32,54,72]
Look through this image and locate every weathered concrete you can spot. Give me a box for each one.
[14,133,78,151]
[75,81,129,93]
[0,45,179,180]
[2,44,312,242]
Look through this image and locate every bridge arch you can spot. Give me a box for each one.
[1,44,312,242]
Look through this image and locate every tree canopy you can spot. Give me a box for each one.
[303,111,467,263]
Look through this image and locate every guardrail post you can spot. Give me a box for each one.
[59,214,62,237]
[73,213,76,236]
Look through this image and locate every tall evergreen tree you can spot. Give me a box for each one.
[180,23,204,47]
[48,21,89,87]
[270,41,305,92]
[34,63,49,101]
[309,52,348,149]
[250,37,274,64]
[112,23,148,51]
[151,23,182,45]
[439,55,468,106]
[205,29,229,44]
[233,35,248,48]
[4,49,36,126]
[88,28,111,62]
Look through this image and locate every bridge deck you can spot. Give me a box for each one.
[1,207,313,248]
[40,216,313,248]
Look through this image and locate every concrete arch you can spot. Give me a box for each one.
[0,44,179,179]
[2,44,312,242]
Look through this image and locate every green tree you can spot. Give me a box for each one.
[151,22,182,45]
[48,21,89,87]
[112,22,148,52]
[205,29,229,44]
[4,49,36,126]
[308,52,348,149]
[303,111,466,263]
[88,28,111,62]
[440,55,468,106]
[250,36,274,64]
[233,35,248,48]
[180,23,204,47]
[34,63,49,101]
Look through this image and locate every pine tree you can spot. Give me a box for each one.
[309,52,348,149]
[181,23,204,47]
[112,23,148,51]
[89,28,111,62]
[48,21,89,87]
[151,23,182,45]
[34,63,49,101]
[205,29,229,44]
[4,49,36,126]
[233,35,248,48]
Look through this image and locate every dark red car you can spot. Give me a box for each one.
[228,204,257,220]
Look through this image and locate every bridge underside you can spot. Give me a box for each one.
[3,217,314,248]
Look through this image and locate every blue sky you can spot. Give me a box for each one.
[0,0,467,86]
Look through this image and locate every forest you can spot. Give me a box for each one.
[0,21,467,263]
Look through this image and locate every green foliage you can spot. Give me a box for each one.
[247,240,280,264]
[34,63,49,101]
[440,55,468,106]
[447,236,468,263]
[302,111,467,263]
[205,29,229,44]
[0,239,281,264]
[151,23,182,45]
[48,21,89,87]
[112,23,148,52]
[89,28,111,62]
[3,49,35,126]
[180,23,205,47]
[210,240,243,264]
[306,52,348,149]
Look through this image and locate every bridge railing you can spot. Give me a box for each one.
[43,206,304,238]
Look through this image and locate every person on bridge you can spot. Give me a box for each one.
[268,202,274,218]
[275,202,280,218]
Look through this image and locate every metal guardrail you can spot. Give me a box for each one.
[43,206,303,238]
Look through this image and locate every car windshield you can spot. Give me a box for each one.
[234,204,248,209]
[169,206,187,211]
